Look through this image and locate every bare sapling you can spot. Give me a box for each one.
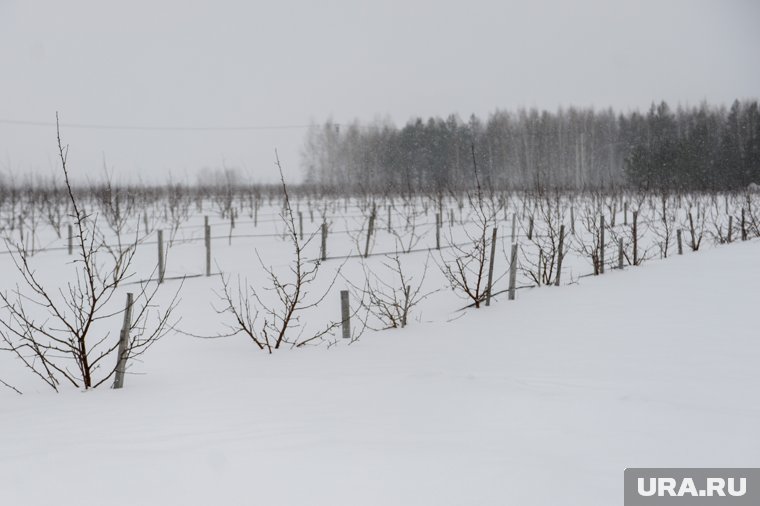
[388,194,427,253]
[349,253,437,331]
[0,116,179,391]
[437,145,498,309]
[520,193,567,286]
[212,151,343,352]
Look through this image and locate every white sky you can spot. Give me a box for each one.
[1,0,758,184]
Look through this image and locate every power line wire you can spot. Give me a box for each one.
[0,118,319,132]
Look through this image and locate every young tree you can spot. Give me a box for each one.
[0,116,178,391]
[213,152,342,351]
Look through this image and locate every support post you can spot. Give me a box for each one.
[204,216,211,277]
[570,206,576,234]
[677,229,683,255]
[508,243,518,301]
[435,213,441,250]
[632,211,639,265]
[599,215,605,274]
[527,217,534,241]
[67,224,73,255]
[320,222,327,261]
[618,238,624,270]
[340,290,350,340]
[688,212,696,250]
[364,210,375,258]
[555,225,565,286]
[113,292,134,390]
[157,229,165,284]
[485,227,497,307]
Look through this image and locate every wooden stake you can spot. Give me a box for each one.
[157,229,165,284]
[633,211,639,265]
[112,292,134,390]
[340,290,350,339]
[599,215,605,274]
[435,213,441,250]
[204,216,211,277]
[485,227,497,307]
[508,243,518,301]
[320,222,327,261]
[677,229,683,255]
[555,225,565,286]
[618,238,624,270]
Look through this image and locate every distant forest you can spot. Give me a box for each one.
[302,100,760,193]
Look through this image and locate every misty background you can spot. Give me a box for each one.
[1,0,758,184]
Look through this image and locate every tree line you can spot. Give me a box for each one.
[302,100,760,193]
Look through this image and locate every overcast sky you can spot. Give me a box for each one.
[1,0,758,184]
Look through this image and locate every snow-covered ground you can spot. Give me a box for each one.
[1,230,757,505]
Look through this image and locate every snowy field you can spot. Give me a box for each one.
[0,193,759,504]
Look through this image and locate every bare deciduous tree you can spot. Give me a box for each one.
[349,253,436,331]
[438,145,498,308]
[0,116,179,391]
[212,152,342,352]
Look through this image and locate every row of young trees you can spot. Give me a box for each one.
[302,100,760,193]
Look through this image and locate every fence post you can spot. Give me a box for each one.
[387,206,392,233]
[67,224,73,255]
[340,290,350,339]
[555,225,565,286]
[143,211,149,235]
[618,238,624,270]
[508,243,518,301]
[677,229,683,255]
[727,215,733,243]
[320,222,327,261]
[204,216,211,277]
[298,211,303,240]
[623,202,628,226]
[511,214,517,243]
[485,227,497,307]
[112,292,134,390]
[599,215,605,274]
[741,208,747,241]
[157,230,165,284]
